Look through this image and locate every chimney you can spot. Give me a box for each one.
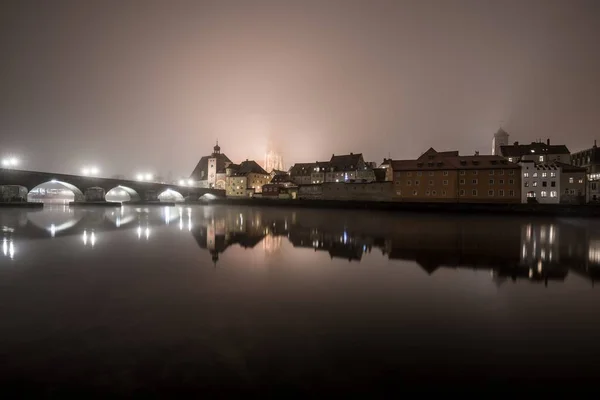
[547,138,550,145]
[595,140,597,148]
[475,151,479,156]
[514,141,519,145]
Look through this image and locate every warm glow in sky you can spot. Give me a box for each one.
[1,0,599,178]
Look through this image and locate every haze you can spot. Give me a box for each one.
[1,0,599,178]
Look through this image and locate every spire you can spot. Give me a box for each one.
[213,139,221,155]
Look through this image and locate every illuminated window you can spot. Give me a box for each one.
[533,172,538,178]
[550,172,556,177]
[524,172,529,178]
[579,179,584,184]
[539,155,544,162]
[508,157,513,162]
[569,177,574,183]
[524,181,529,187]
[542,172,547,178]
[550,191,557,198]
[533,182,538,187]
[541,191,547,197]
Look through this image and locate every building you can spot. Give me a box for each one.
[500,139,571,164]
[326,153,367,182]
[520,161,586,204]
[226,160,270,197]
[571,141,600,202]
[264,149,284,173]
[389,148,521,203]
[492,127,509,156]
[189,142,232,189]
[289,163,316,185]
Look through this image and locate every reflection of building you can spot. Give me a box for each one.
[189,142,232,189]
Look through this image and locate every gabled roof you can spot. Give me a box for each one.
[448,155,520,170]
[391,149,519,171]
[289,162,317,176]
[500,142,570,158]
[329,153,364,171]
[232,160,268,176]
[189,152,232,180]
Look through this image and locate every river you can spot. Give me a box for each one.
[1,205,600,394]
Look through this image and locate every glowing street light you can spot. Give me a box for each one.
[145,173,153,181]
[136,174,144,181]
[187,179,194,186]
[179,179,186,186]
[136,173,154,182]
[2,157,19,168]
[81,166,100,176]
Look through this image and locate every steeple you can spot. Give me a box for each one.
[213,140,221,155]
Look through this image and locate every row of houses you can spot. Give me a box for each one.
[188,131,597,204]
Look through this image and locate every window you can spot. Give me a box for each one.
[579,179,584,184]
[443,171,449,176]
[417,172,422,176]
[499,170,504,175]
[472,179,478,184]
[539,155,544,162]
[473,171,478,175]
[524,172,529,178]
[426,190,430,196]
[550,172,556,177]
[415,180,420,186]
[489,179,494,185]
[472,189,478,196]
[396,190,402,196]
[541,191,547,198]
[442,190,447,196]
[460,179,465,184]
[542,181,547,187]
[550,191,557,198]
[443,180,448,185]
[508,157,513,162]
[569,177,574,183]
[429,180,434,186]
[509,179,514,184]
[429,171,434,176]
[395,181,401,185]
[509,170,514,175]
[499,189,504,196]
[524,181,529,187]
[533,172,538,178]
[509,190,515,196]
[407,180,412,186]
[432,190,437,195]
[459,189,465,196]
[407,172,412,177]
[488,190,494,196]
[460,171,465,176]
[533,182,538,187]
[413,190,418,196]
[489,170,494,175]
[542,172,547,178]
[499,179,504,184]
[565,189,570,194]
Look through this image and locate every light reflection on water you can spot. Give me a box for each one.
[3,205,600,392]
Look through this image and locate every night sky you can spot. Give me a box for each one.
[1,0,599,178]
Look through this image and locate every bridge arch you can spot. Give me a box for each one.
[158,189,184,202]
[106,185,141,202]
[28,180,85,202]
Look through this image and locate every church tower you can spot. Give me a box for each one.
[207,141,220,187]
[492,128,509,156]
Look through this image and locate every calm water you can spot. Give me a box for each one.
[2,204,600,394]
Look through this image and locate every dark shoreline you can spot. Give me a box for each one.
[0,202,44,208]
[192,198,600,217]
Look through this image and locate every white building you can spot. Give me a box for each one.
[520,161,586,204]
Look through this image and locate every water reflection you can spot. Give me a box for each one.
[2,205,600,284]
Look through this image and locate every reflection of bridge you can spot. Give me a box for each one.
[0,168,225,201]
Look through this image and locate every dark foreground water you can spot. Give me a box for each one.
[2,204,600,395]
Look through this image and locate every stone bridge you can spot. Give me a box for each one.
[0,168,225,201]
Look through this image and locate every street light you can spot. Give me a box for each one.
[187,179,194,186]
[136,174,144,181]
[81,166,99,176]
[179,179,186,186]
[145,173,153,181]
[2,157,19,168]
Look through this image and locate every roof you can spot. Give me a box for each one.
[500,142,570,158]
[189,152,232,181]
[289,162,316,176]
[551,161,586,173]
[391,149,520,171]
[231,160,268,176]
[329,153,364,171]
[271,174,294,184]
[270,169,288,176]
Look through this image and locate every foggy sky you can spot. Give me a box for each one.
[1,0,599,178]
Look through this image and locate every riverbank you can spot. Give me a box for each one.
[0,202,44,208]
[193,197,600,217]
[69,201,121,207]
[125,201,175,206]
